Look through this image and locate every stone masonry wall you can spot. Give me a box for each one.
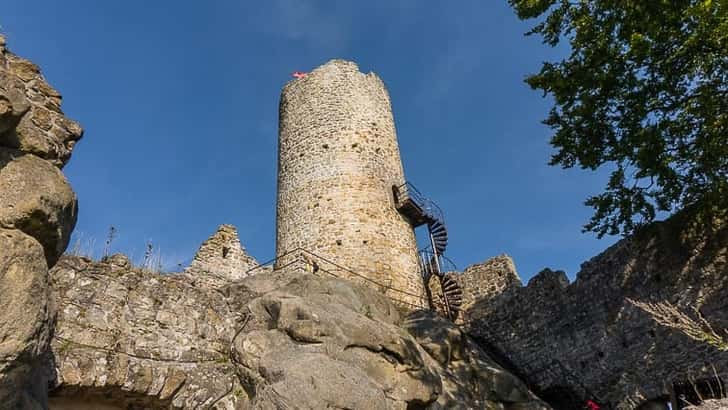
[455,254,521,315]
[463,214,728,409]
[275,60,424,307]
[185,224,259,287]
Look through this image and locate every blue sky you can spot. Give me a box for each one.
[2,0,618,282]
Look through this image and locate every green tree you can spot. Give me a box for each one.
[510,0,728,236]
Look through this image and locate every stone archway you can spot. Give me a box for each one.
[49,386,171,410]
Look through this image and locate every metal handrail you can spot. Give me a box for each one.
[419,245,457,270]
[244,247,429,309]
[418,249,457,277]
[395,182,445,225]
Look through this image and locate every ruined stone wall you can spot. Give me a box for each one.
[185,224,259,287]
[275,60,423,306]
[463,214,728,409]
[455,254,521,315]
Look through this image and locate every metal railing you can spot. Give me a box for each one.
[418,248,457,278]
[395,182,445,224]
[245,247,429,311]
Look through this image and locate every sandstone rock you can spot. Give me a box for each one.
[0,76,30,135]
[403,311,548,409]
[0,42,82,167]
[0,228,52,410]
[49,255,551,409]
[0,148,77,265]
[234,275,442,409]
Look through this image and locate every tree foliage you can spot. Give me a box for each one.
[510,0,728,236]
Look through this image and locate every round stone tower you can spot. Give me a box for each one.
[276,59,423,306]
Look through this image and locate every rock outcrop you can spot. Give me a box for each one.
[0,148,77,265]
[0,229,53,410]
[49,255,550,409]
[0,36,83,168]
[463,213,728,409]
[0,35,82,409]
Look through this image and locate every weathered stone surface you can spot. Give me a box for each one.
[0,148,77,265]
[276,59,425,307]
[49,256,246,409]
[185,224,259,287]
[464,213,728,409]
[0,35,83,167]
[0,228,52,410]
[454,254,521,318]
[403,311,548,409]
[49,255,549,409]
[0,75,30,135]
[0,35,82,409]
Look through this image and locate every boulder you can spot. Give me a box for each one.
[0,148,77,265]
[0,34,82,410]
[0,43,83,167]
[0,228,52,410]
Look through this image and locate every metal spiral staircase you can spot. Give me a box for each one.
[394,182,463,321]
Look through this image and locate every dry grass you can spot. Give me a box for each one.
[627,298,728,351]
[66,229,173,274]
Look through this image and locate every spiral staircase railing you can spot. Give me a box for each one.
[394,181,462,321]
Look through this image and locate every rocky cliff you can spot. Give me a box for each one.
[0,34,82,409]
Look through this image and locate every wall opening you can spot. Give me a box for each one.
[49,386,171,410]
[539,386,583,409]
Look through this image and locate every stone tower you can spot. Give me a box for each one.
[275,59,423,305]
